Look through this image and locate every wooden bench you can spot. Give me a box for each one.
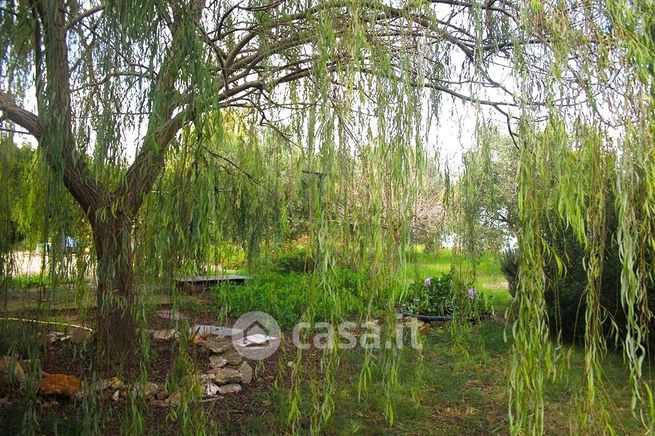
[175,275,251,293]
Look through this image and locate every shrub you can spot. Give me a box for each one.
[499,249,519,297]
[466,288,495,320]
[400,273,494,320]
[541,219,641,344]
[212,272,307,329]
[500,226,655,346]
[11,273,52,289]
[271,246,315,274]
[212,270,372,329]
[215,243,247,269]
[401,274,454,315]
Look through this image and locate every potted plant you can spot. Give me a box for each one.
[400,273,455,321]
[400,274,494,322]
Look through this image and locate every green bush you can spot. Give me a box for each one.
[400,273,494,320]
[541,221,643,344]
[9,273,76,289]
[500,228,655,346]
[401,274,454,315]
[271,246,315,274]
[10,273,51,289]
[499,249,519,297]
[212,270,371,329]
[462,289,495,321]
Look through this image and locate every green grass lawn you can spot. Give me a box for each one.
[409,247,512,309]
[1,249,649,434]
[216,248,646,434]
[219,322,644,434]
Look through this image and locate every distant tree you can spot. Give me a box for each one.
[1,140,33,247]
[454,124,519,258]
[410,155,446,251]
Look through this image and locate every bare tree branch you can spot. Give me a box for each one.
[65,4,104,31]
[0,91,44,138]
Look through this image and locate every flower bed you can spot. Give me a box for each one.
[400,273,493,321]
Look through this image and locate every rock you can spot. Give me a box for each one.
[237,361,253,384]
[169,391,182,407]
[202,336,231,354]
[101,377,124,391]
[223,350,243,366]
[217,383,241,394]
[47,331,67,344]
[192,325,242,337]
[214,368,241,385]
[234,333,278,349]
[204,382,220,397]
[69,327,93,344]
[192,334,208,346]
[200,373,216,383]
[136,382,159,400]
[243,333,272,345]
[0,356,25,384]
[39,374,81,397]
[112,390,120,402]
[209,355,228,368]
[152,329,177,341]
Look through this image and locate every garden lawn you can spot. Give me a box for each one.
[1,249,649,434]
[210,249,646,434]
[409,248,512,309]
[215,319,644,434]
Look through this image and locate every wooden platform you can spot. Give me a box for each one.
[175,275,251,292]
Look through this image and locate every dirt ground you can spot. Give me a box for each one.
[0,300,290,435]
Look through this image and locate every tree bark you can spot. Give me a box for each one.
[91,213,140,371]
[1,0,190,370]
[34,0,142,369]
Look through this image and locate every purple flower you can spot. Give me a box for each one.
[423,277,432,287]
[467,288,476,300]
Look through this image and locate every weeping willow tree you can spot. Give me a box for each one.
[1,0,654,432]
[0,0,524,367]
[504,2,655,433]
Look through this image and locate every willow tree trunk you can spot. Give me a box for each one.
[91,215,139,369]
[0,0,191,371]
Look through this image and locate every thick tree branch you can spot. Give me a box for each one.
[38,0,107,217]
[118,0,206,217]
[121,110,189,216]
[0,91,44,138]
